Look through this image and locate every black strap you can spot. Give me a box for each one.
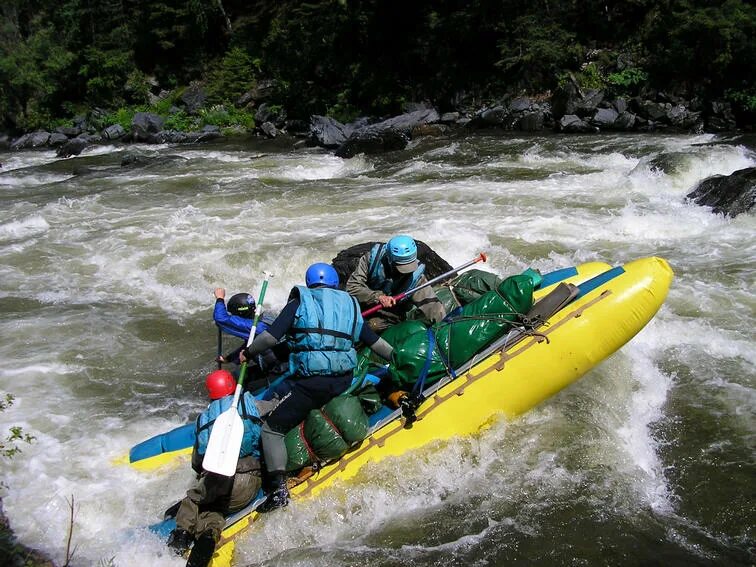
[291,327,353,340]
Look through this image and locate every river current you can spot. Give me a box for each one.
[0,132,753,566]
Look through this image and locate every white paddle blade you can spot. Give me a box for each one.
[201,408,244,477]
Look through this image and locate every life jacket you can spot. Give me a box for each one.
[195,391,262,460]
[366,243,425,296]
[288,286,363,377]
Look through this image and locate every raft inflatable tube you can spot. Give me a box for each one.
[124,260,610,472]
[143,257,672,567]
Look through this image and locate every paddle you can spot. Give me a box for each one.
[216,326,223,369]
[361,252,487,317]
[202,272,272,476]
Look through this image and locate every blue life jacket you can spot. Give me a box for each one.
[367,243,425,296]
[214,300,275,340]
[288,286,363,377]
[195,391,262,460]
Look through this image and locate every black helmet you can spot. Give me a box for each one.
[227,293,256,318]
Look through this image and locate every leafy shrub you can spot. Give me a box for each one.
[574,62,605,90]
[1,394,34,459]
[726,88,756,112]
[103,107,139,131]
[163,109,198,132]
[607,67,649,93]
[199,105,254,129]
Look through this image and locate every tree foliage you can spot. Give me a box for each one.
[0,0,754,131]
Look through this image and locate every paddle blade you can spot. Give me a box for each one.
[201,408,244,477]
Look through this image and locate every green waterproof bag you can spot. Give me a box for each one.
[284,393,371,471]
[389,274,535,390]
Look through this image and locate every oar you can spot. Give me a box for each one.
[216,326,223,369]
[202,272,272,476]
[361,252,487,317]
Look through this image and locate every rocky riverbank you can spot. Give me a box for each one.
[0,500,55,566]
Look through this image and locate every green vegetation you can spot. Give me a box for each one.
[1,0,754,132]
[0,394,34,459]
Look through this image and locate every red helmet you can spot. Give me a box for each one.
[205,370,236,400]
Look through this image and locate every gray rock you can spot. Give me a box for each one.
[56,137,90,157]
[334,108,439,158]
[476,106,506,126]
[575,89,605,117]
[260,122,278,138]
[517,111,544,132]
[309,115,349,148]
[559,115,598,133]
[10,131,50,150]
[591,107,619,128]
[132,112,165,142]
[614,111,637,130]
[613,98,628,114]
[181,82,207,114]
[509,97,531,113]
[102,124,127,141]
[48,133,69,146]
[686,167,756,217]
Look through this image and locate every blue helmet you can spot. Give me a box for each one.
[387,235,418,266]
[305,263,340,288]
[227,292,256,318]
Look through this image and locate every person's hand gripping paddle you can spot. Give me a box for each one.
[202,272,272,476]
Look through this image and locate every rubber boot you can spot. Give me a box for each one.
[258,472,289,512]
[186,532,216,567]
[166,528,193,555]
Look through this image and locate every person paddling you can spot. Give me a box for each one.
[239,262,394,511]
[346,235,446,333]
[166,369,268,567]
[213,288,286,390]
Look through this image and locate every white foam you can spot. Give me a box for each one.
[0,215,50,241]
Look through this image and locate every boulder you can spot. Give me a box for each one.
[335,128,409,158]
[509,97,532,113]
[439,112,460,123]
[551,83,580,119]
[330,241,453,291]
[615,111,637,130]
[574,89,604,117]
[517,111,545,132]
[181,82,207,114]
[686,167,756,217]
[131,112,165,142]
[56,136,89,158]
[102,124,126,141]
[309,115,350,148]
[706,100,737,132]
[469,106,506,127]
[633,99,669,121]
[558,115,598,133]
[255,103,286,128]
[590,107,619,129]
[11,131,50,150]
[48,133,69,147]
[259,121,278,138]
[334,108,439,158]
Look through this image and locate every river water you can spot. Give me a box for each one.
[0,131,753,566]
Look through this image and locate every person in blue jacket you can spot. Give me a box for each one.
[213,288,287,389]
[239,262,394,512]
[167,369,265,567]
